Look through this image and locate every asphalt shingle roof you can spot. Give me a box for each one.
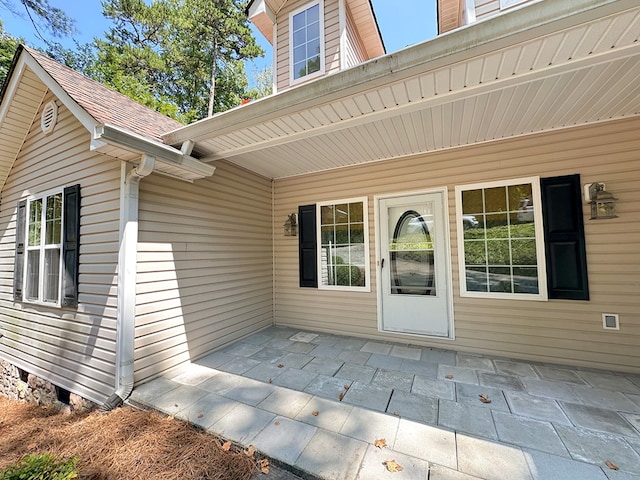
[25,46,183,142]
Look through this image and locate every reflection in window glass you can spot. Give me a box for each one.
[459,181,539,295]
[319,200,366,288]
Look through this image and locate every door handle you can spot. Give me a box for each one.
[381,258,385,268]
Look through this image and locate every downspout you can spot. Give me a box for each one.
[102,154,155,410]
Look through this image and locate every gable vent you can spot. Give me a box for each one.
[41,100,58,135]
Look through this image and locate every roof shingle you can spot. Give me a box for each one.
[25,46,183,142]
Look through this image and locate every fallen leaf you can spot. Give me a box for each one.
[311,410,319,416]
[605,460,619,471]
[222,441,232,451]
[479,394,492,404]
[374,438,387,449]
[274,421,281,426]
[244,445,256,457]
[338,392,344,401]
[27,442,37,449]
[277,364,284,368]
[344,384,350,391]
[383,459,404,472]
[197,413,204,418]
[445,374,454,380]
[392,411,399,416]
[258,458,270,474]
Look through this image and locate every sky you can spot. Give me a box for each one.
[2,0,438,80]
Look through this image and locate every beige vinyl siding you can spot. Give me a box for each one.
[134,160,273,384]
[273,117,640,373]
[0,92,120,403]
[275,0,342,92]
[438,0,462,33]
[344,6,366,68]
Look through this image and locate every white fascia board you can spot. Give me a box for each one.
[94,124,215,179]
[163,0,637,146]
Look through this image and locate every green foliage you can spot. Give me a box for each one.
[93,0,264,122]
[245,66,272,100]
[0,19,21,85]
[332,256,363,287]
[0,454,78,480]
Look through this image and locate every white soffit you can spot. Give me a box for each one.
[167,0,640,179]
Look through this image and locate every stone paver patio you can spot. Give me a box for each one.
[130,326,640,480]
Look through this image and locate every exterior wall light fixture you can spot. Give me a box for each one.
[588,182,618,220]
[284,213,298,236]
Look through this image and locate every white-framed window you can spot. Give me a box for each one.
[317,197,370,291]
[289,1,324,84]
[455,177,547,300]
[24,189,64,305]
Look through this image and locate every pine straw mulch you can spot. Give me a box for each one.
[0,395,260,480]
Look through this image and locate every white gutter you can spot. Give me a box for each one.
[103,154,155,410]
[93,123,216,180]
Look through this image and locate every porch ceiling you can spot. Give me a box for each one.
[165,0,640,180]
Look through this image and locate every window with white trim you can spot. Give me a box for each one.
[317,198,369,290]
[455,177,547,300]
[14,185,81,307]
[290,1,324,83]
[25,191,63,303]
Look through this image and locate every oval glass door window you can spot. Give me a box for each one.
[390,210,436,295]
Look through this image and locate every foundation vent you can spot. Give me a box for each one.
[602,313,620,330]
[40,100,58,135]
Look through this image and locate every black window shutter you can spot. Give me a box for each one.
[13,200,26,301]
[61,184,81,307]
[540,174,589,300]
[298,204,317,288]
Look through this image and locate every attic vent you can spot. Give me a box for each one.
[41,100,58,135]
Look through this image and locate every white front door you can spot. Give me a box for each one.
[378,191,452,337]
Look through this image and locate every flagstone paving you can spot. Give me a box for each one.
[129,326,640,480]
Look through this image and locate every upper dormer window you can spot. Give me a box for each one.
[290,1,324,84]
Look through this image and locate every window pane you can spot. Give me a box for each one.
[320,225,335,245]
[307,4,319,23]
[486,239,510,266]
[485,213,509,238]
[488,267,512,292]
[28,199,42,246]
[462,189,483,214]
[349,202,363,222]
[307,57,321,74]
[335,204,348,223]
[307,20,320,39]
[293,29,306,49]
[513,267,539,294]
[44,248,60,302]
[26,250,40,300]
[321,205,334,225]
[307,38,320,59]
[464,240,486,265]
[511,239,537,265]
[350,224,364,244]
[334,225,349,244]
[293,44,306,64]
[292,11,305,31]
[484,186,507,213]
[294,61,307,79]
[466,266,487,292]
[45,193,62,245]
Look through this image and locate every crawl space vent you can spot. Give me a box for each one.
[41,100,58,135]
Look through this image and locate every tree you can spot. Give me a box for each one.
[94,0,263,122]
[245,66,272,100]
[0,19,21,85]
[0,0,74,42]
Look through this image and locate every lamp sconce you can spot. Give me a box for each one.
[283,213,298,236]
[586,182,618,220]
